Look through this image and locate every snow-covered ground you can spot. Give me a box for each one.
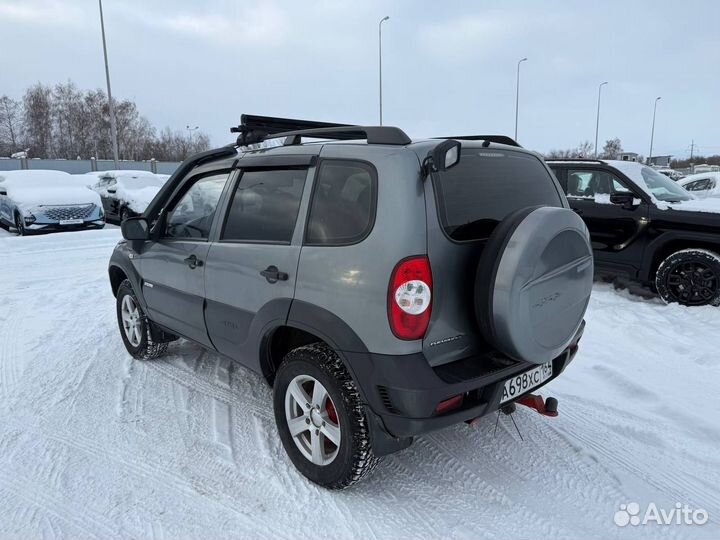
[1,229,719,539]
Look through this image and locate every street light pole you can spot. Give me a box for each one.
[514,57,527,141]
[98,0,119,168]
[594,81,608,157]
[649,96,661,165]
[378,16,389,126]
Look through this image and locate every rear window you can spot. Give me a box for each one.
[433,148,563,241]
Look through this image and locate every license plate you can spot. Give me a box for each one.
[59,219,84,225]
[500,362,553,404]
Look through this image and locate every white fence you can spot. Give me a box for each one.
[0,157,180,175]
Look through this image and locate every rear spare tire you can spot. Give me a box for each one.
[475,206,593,364]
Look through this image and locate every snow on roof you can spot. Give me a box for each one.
[0,169,72,183]
[1,170,101,209]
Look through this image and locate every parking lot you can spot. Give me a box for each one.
[0,228,718,539]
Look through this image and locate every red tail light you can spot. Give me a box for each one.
[388,255,433,340]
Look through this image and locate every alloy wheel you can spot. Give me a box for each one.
[284,374,341,466]
[666,260,718,306]
[120,294,143,347]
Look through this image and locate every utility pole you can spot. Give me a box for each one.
[690,139,695,161]
[378,16,390,126]
[514,57,527,141]
[648,96,661,166]
[594,82,608,157]
[98,0,119,168]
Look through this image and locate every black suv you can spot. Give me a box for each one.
[548,159,720,306]
[109,115,594,488]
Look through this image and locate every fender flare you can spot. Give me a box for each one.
[108,249,147,309]
[640,231,720,282]
[259,299,370,400]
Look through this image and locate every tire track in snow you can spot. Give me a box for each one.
[0,468,120,539]
[0,301,22,398]
[148,356,272,422]
[560,405,720,519]
[0,419,264,533]
[413,434,575,539]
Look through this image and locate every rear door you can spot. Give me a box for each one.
[203,161,313,368]
[140,170,230,347]
[423,146,566,366]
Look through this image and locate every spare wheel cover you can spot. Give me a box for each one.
[475,206,593,364]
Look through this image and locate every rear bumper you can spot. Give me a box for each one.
[348,321,584,441]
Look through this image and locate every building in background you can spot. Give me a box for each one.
[648,155,672,167]
[619,152,640,162]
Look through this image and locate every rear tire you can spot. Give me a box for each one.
[656,249,720,306]
[273,343,379,489]
[116,279,168,359]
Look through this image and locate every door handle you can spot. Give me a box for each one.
[260,265,289,283]
[184,254,203,269]
[573,208,584,216]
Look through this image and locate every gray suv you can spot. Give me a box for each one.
[109,115,594,488]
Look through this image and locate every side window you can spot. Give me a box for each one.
[686,179,709,191]
[305,160,376,245]
[164,172,228,240]
[566,169,631,198]
[221,168,306,243]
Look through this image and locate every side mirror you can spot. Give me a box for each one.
[121,217,149,241]
[610,191,636,209]
[431,140,462,172]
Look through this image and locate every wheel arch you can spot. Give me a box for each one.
[259,300,370,395]
[641,232,720,283]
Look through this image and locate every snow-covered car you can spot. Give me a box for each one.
[678,172,720,198]
[655,168,683,181]
[0,170,105,236]
[85,170,169,222]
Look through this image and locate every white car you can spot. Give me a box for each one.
[678,172,720,198]
[0,170,105,236]
[83,170,169,222]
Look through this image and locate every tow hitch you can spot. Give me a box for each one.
[516,394,559,417]
[465,393,559,430]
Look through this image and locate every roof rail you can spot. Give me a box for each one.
[544,158,605,163]
[436,135,521,148]
[280,126,412,146]
[231,114,412,146]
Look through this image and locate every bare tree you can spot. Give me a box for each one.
[0,95,24,156]
[576,140,593,158]
[23,83,53,158]
[8,81,211,161]
[601,138,623,159]
[545,141,594,159]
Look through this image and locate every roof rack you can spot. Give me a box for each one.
[231,114,411,146]
[436,135,521,148]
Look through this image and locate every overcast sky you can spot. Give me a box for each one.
[1,0,718,158]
